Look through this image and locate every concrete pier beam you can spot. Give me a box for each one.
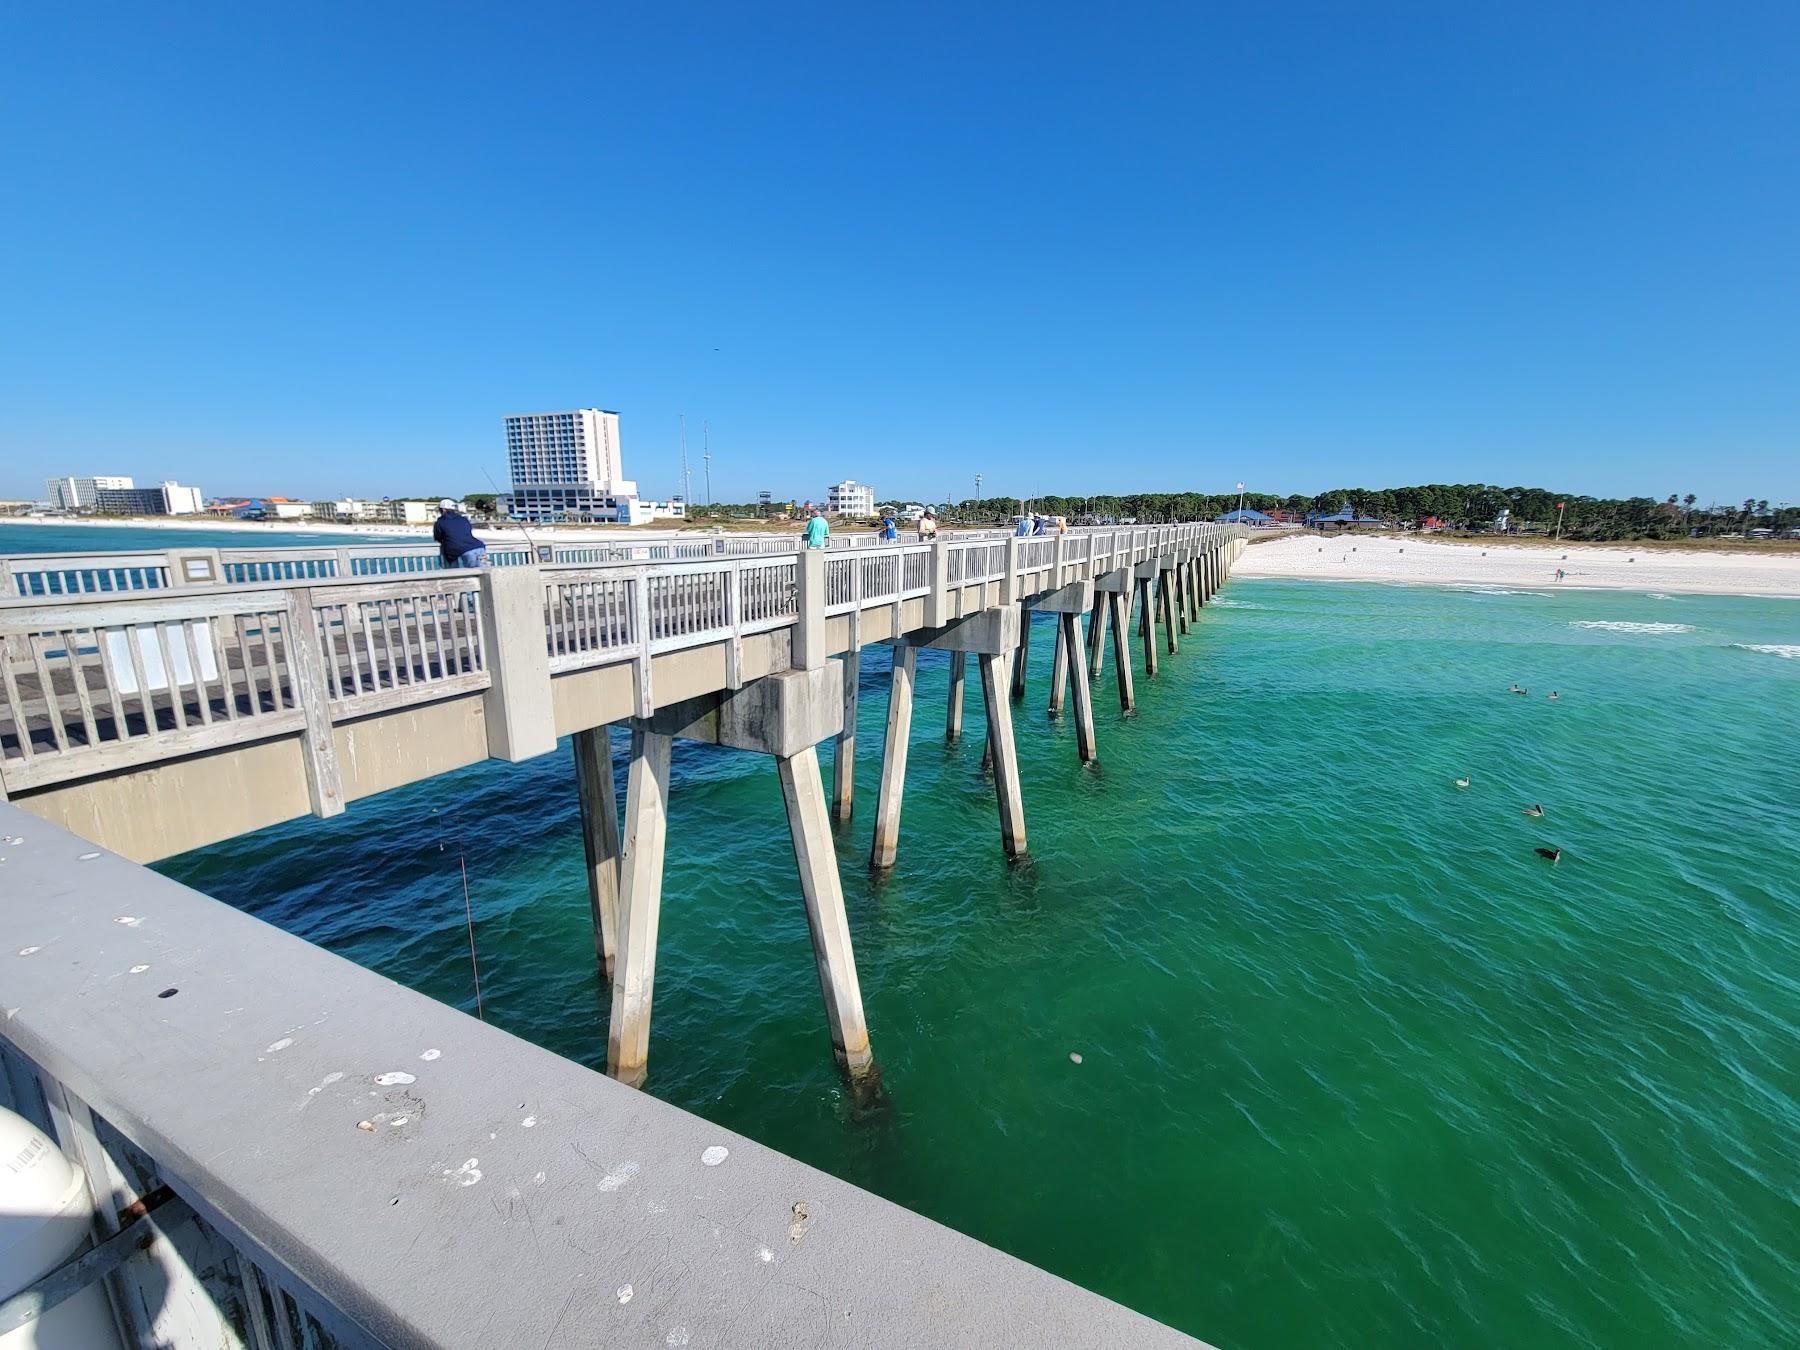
[1010,606,1031,701]
[777,745,875,1078]
[1048,617,1068,716]
[1108,589,1136,712]
[946,649,965,743]
[1060,612,1097,763]
[831,651,859,826]
[607,726,672,1089]
[572,725,622,983]
[978,651,1027,858]
[869,645,916,870]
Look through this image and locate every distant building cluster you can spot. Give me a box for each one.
[497,408,685,524]
[46,475,205,516]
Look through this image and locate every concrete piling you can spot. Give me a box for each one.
[777,745,875,1079]
[1108,590,1136,712]
[870,645,916,870]
[1085,587,1106,680]
[572,726,622,983]
[607,726,673,1089]
[831,651,859,826]
[1061,612,1097,763]
[946,649,965,744]
[1048,617,1068,716]
[978,651,1027,858]
[1139,575,1159,677]
[1010,606,1031,701]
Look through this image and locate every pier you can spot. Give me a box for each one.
[0,522,1242,1346]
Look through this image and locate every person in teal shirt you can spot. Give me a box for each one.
[804,508,830,548]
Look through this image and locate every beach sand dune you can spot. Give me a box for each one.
[1235,533,1800,598]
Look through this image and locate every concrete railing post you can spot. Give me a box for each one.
[284,588,345,819]
[926,537,950,627]
[1001,536,1022,605]
[477,565,557,762]
[794,548,826,671]
[168,547,225,587]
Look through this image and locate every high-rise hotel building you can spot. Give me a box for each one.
[502,408,640,522]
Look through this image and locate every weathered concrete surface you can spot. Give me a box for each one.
[642,664,845,759]
[0,804,1204,1348]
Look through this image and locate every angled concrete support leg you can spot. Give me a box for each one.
[1047,615,1068,716]
[573,726,622,984]
[1174,564,1190,634]
[978,651,1027,858]
[1108,590,1136,712]
[607,727,673,1089]
[870,646,915,870]
[1188,560,1201,620]
[946,650,965,744]
[1140,578,1160,677]
[1162,575,1179,654]
[1086,588,1106,680]
[831,650,859,826]
[1061,612,1097,763]
[1010,606,1031,701]
[777,745,875,1079]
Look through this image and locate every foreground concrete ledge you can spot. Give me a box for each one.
[0,803,1204,1349]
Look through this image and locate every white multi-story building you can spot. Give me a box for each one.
[47,475,133,511]
[826,480,875,517]
[503,408,642,522]
[89,480,204,515]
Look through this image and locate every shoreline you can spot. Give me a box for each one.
[1233,533,1800,600]
[0,514,740,544]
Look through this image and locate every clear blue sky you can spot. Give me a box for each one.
[3,3,1795,506]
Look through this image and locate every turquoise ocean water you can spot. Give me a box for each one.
[8,526,1798,1346]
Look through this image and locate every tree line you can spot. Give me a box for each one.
[476,486,1795,542]
[935,486,1794,541]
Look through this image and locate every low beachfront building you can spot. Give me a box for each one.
[1306,502,1392,532]
[1218,508,1274,526]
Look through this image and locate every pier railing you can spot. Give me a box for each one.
[0,528,1019,598]
[1,524,1239,796]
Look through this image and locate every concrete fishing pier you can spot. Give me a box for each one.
[0,523,1241,1346]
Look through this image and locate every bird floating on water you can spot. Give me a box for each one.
[1508,684,1528,695]
[1454,777,1470,789]
[1535,847,1562,862]
[1522,804,1544,818]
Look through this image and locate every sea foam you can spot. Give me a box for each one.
[1569,621,1695,634]
[1731,643,1800,659]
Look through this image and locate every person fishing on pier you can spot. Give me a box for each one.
[434,498,486,568]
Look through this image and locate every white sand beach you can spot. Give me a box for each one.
[1235,533,1800,598]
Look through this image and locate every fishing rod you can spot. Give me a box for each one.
[480,465,541,558]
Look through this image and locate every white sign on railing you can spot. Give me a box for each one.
[105,623,219,694]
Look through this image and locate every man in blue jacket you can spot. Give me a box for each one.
[434,499,487,568]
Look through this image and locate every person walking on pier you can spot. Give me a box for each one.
[434,499,486,568]
[804,506,830,549]
[917,508,938,541]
